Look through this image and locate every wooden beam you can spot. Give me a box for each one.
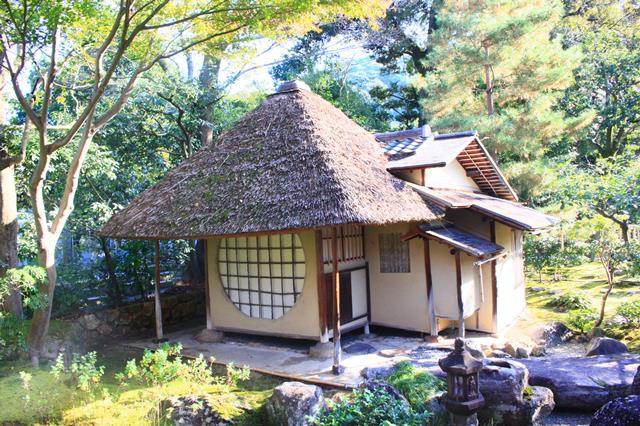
[315,230,328,342]
[154,240,165,342]
[331,226,343,375]
[455,251,465,337]
[424,239,438,336]
[203,239,212,329]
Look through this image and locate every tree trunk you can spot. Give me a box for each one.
[594,268,614,329]
[27,242,56,367]
[483,44,494,116]
[0,66,22,318]
[100,237,122,306]
[0,162,22,318]
[620,222,629,244]
[198,54,222,146]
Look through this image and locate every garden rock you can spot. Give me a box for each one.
[632,366,640,395]
[478,359,554,425]
[532,322,572,347]
[194,329,224,343]
[479,386,554,426]
[590,395,640,426]
[265,381,325,426]
[162,395,231,425]
[343,342,376,355]
[586,337,629,356]
[465,341,486,359]
[360,365,397,381]
[521,354,640,410]
[308,342,333,358]
[83,314,100,331]
[480,359,528,405]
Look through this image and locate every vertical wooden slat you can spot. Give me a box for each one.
[331,226,343,374]
[203,240,212,329]
[154,240,164,341]
[455,251,465,338]
[315,230,328,341]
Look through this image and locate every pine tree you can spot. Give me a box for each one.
[420,0,582,199]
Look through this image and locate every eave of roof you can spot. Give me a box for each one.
[402,223,504,258]
[408,185,559,231]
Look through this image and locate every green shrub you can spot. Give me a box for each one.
[548,292,591,311]
[117,343,185,385]
[313,387,428,426]
[387,361,446,412]
[565,308,599,334]
[51,351,105,392]
[615,301,640,329]
[116,343,227,387]
[0,312,27,359]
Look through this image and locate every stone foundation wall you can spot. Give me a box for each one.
[77,291,205,338]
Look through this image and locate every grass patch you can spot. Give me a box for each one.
[387,361,446,412]
[0,346,281,425]
[525,262,640,350]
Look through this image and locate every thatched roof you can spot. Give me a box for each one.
[98,82,443,239]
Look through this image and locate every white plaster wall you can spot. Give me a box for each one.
[424,161,480,191]
[206,230,321,340]
[365,223,430,332]
[495,224,526,331]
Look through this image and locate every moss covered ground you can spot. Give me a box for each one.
[0,346,281,425]
[523,262,640,350]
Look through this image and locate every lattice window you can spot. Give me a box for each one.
[218,234,305,319]
[379,233,410,273]
[322,225,365,265]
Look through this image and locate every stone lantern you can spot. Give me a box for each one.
[438,338,485,426]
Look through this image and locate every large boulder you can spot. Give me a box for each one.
[521,354,640,410]
[477,359,554,426]
[480,359,528,405]
[161,395,230,425]
[590,395,640,426]
[265,381,325,426]
[586,337,629,356]
[633,366,640,395]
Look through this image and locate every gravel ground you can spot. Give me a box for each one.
[544,410,593,426]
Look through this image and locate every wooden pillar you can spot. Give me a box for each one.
[490,221,498,332]
[203,239,212,329]
[154,240,164,342]
[315,230,329,342]
[455,251,465,338]
[331,226,343,375]
[424,239,438,336]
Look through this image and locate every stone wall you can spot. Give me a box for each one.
[76,290,205,339]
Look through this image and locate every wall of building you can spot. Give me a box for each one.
[206,230,322,340]
[494,224,526,331]
[365,223,430,333]
[424,161,479,191]
[446,209,495,333]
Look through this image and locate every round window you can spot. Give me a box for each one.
[218,234,305,319]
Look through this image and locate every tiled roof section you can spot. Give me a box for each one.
[382,136,430,158]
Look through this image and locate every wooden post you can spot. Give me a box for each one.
[331,226,343,375]
[424,239,438,336]
[490,221,498,332]
[154,240,165,342]
[203,239,212,329]
[455,251,465,338]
